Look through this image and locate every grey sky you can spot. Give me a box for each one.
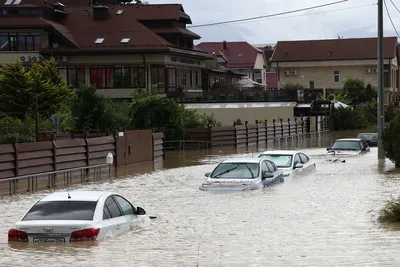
[149,0,399,44]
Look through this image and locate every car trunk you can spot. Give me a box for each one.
[15,220,91,243]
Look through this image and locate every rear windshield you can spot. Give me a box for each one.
[22,201,97,221]
[357,134,377,141]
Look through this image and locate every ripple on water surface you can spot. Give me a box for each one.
[1,147,400,267]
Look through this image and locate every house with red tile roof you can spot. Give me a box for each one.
[0,1,222,98]
[270,37,399,104]
[257,44,278,89]
[196,41,267,87]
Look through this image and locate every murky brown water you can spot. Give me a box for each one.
[2,131,400,266]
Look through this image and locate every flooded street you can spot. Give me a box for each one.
[1,132,400,266]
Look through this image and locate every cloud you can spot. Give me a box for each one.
[149,0,400,43]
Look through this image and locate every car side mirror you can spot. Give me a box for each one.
[136,206,146,215]
[294,163,303,169]
[205,172,211,177]
[262,171,274,179]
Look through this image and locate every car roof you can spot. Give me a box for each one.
[357,133,377,135]
[335,138,362,142]
[259,150,298,155]
[222,157,262,164]
[39,191,110,202]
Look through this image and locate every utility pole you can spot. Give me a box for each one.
[377,0,385,159]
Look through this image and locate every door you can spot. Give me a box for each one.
[261,161,272,187]
[113,195,142,230]
[103,196,127,237]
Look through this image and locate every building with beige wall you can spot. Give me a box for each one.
[0,2,215,98]
[270,37,399,104]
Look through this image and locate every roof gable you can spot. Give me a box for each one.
[196,41,263,68]
[271,37,398,62]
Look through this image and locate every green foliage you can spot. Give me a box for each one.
[342,78,377,105]
[363,101,378,125]
[382,113,400,167]
[235,118,243,125]
[0,115,53,144]
[0,59,74,119]
[282,82,303,91]
[183,110,222,128]
[331,106,367,131]
[378,196,400,223]
[130,92,187,140]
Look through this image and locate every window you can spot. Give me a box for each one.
[0,33,41,51]
[58,66,85,88]
[151,65,165,93]
[94,38,104,44]
[22,201,97,221]
[309,81,315,89]
[331,140,361,150]
[265,161,276,172]
[294,154,301,165]
[384,69,389,88]
[104,197,122,218]
[334,71,340,83]
[261,161,269,173]
[90,65,145,89]
[258,154,293,168]
[120,37,130,44]
[210,162,260,179]
[113,195,135,215]
[299,153,309,164]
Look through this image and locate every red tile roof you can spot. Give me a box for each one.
[271,37,398,62]
[0,4,212,58]
[151,27,200,39]
[196,41,263,68]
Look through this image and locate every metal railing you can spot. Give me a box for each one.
[0,163,112,196]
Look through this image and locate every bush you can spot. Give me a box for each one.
[331,106,367,131]
[378,196,400,223]
[382,113,400,167]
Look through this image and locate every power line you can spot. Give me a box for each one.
[383,0,400,38]
[389,0,400,13]
[188,0,349,28]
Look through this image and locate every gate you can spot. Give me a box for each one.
[116,130,153,166]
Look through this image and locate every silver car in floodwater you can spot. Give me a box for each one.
[327,138,370,157]
[258,150,316,176]
[199,157,284,191]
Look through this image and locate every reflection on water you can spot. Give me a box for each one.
[2,131,400,266]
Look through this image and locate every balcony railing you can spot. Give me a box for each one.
[166,90,298,103]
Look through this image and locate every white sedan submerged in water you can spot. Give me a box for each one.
[326,138,370,157]
[199,157,284,191]
[258,150,316,176]
[8,191,150,243]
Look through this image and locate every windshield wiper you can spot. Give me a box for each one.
[243,164,255,178]
[213,166,239,178]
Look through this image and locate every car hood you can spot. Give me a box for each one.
[199,178,260,191]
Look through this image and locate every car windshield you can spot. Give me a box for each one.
[210,162,259,179]
[259,154,293,168]
[22,201,97,221]
[357,133,377,142]
[331,140,361,150]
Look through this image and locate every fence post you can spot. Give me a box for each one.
[280,119,284,137]
[245,121,249,146]
[84,132,90,178]
[52,134,57,188]
[255,120,258,124]
[288,118,291,136]
[208,123,212,148]
[294,118,298,136]
[301,117,304,134]
[273,119,276,138]
[13,137,19,177]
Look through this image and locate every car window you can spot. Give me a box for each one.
[361,140,369,148]
[113,195,135,215]
[331,140,361,150]
[210,162,260,179]
[104,196,122,218]
[266,161,276,172]
[259,154,293,168]
[103,203,112,220]
[299,153,309,163]
[22,201,97,221]
[261,161,269,172]
[294,154,301,165]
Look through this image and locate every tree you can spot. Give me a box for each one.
[0,60,31,118]
[331,106,367,131]
[382,113,400,167]
[342,78,377,105]
[0,58,74,119]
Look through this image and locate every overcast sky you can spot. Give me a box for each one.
[149,0,399,45]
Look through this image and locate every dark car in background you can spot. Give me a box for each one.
[356,133,378,147]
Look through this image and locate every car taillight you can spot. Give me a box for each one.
[8,228,28,242]
[70,228,100,242]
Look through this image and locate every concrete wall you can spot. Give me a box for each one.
[185,103,296,126]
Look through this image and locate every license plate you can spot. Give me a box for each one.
[33,237,65,243]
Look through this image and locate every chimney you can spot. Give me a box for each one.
[92,5,109,20]
[222,40,228,49]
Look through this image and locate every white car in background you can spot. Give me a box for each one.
[8,191,150,243]
[258,150,316,176]
[199,157,284,191]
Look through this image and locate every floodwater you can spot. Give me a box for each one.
[1,131,400,266]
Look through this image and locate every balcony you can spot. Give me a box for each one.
[166,90,298,103]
